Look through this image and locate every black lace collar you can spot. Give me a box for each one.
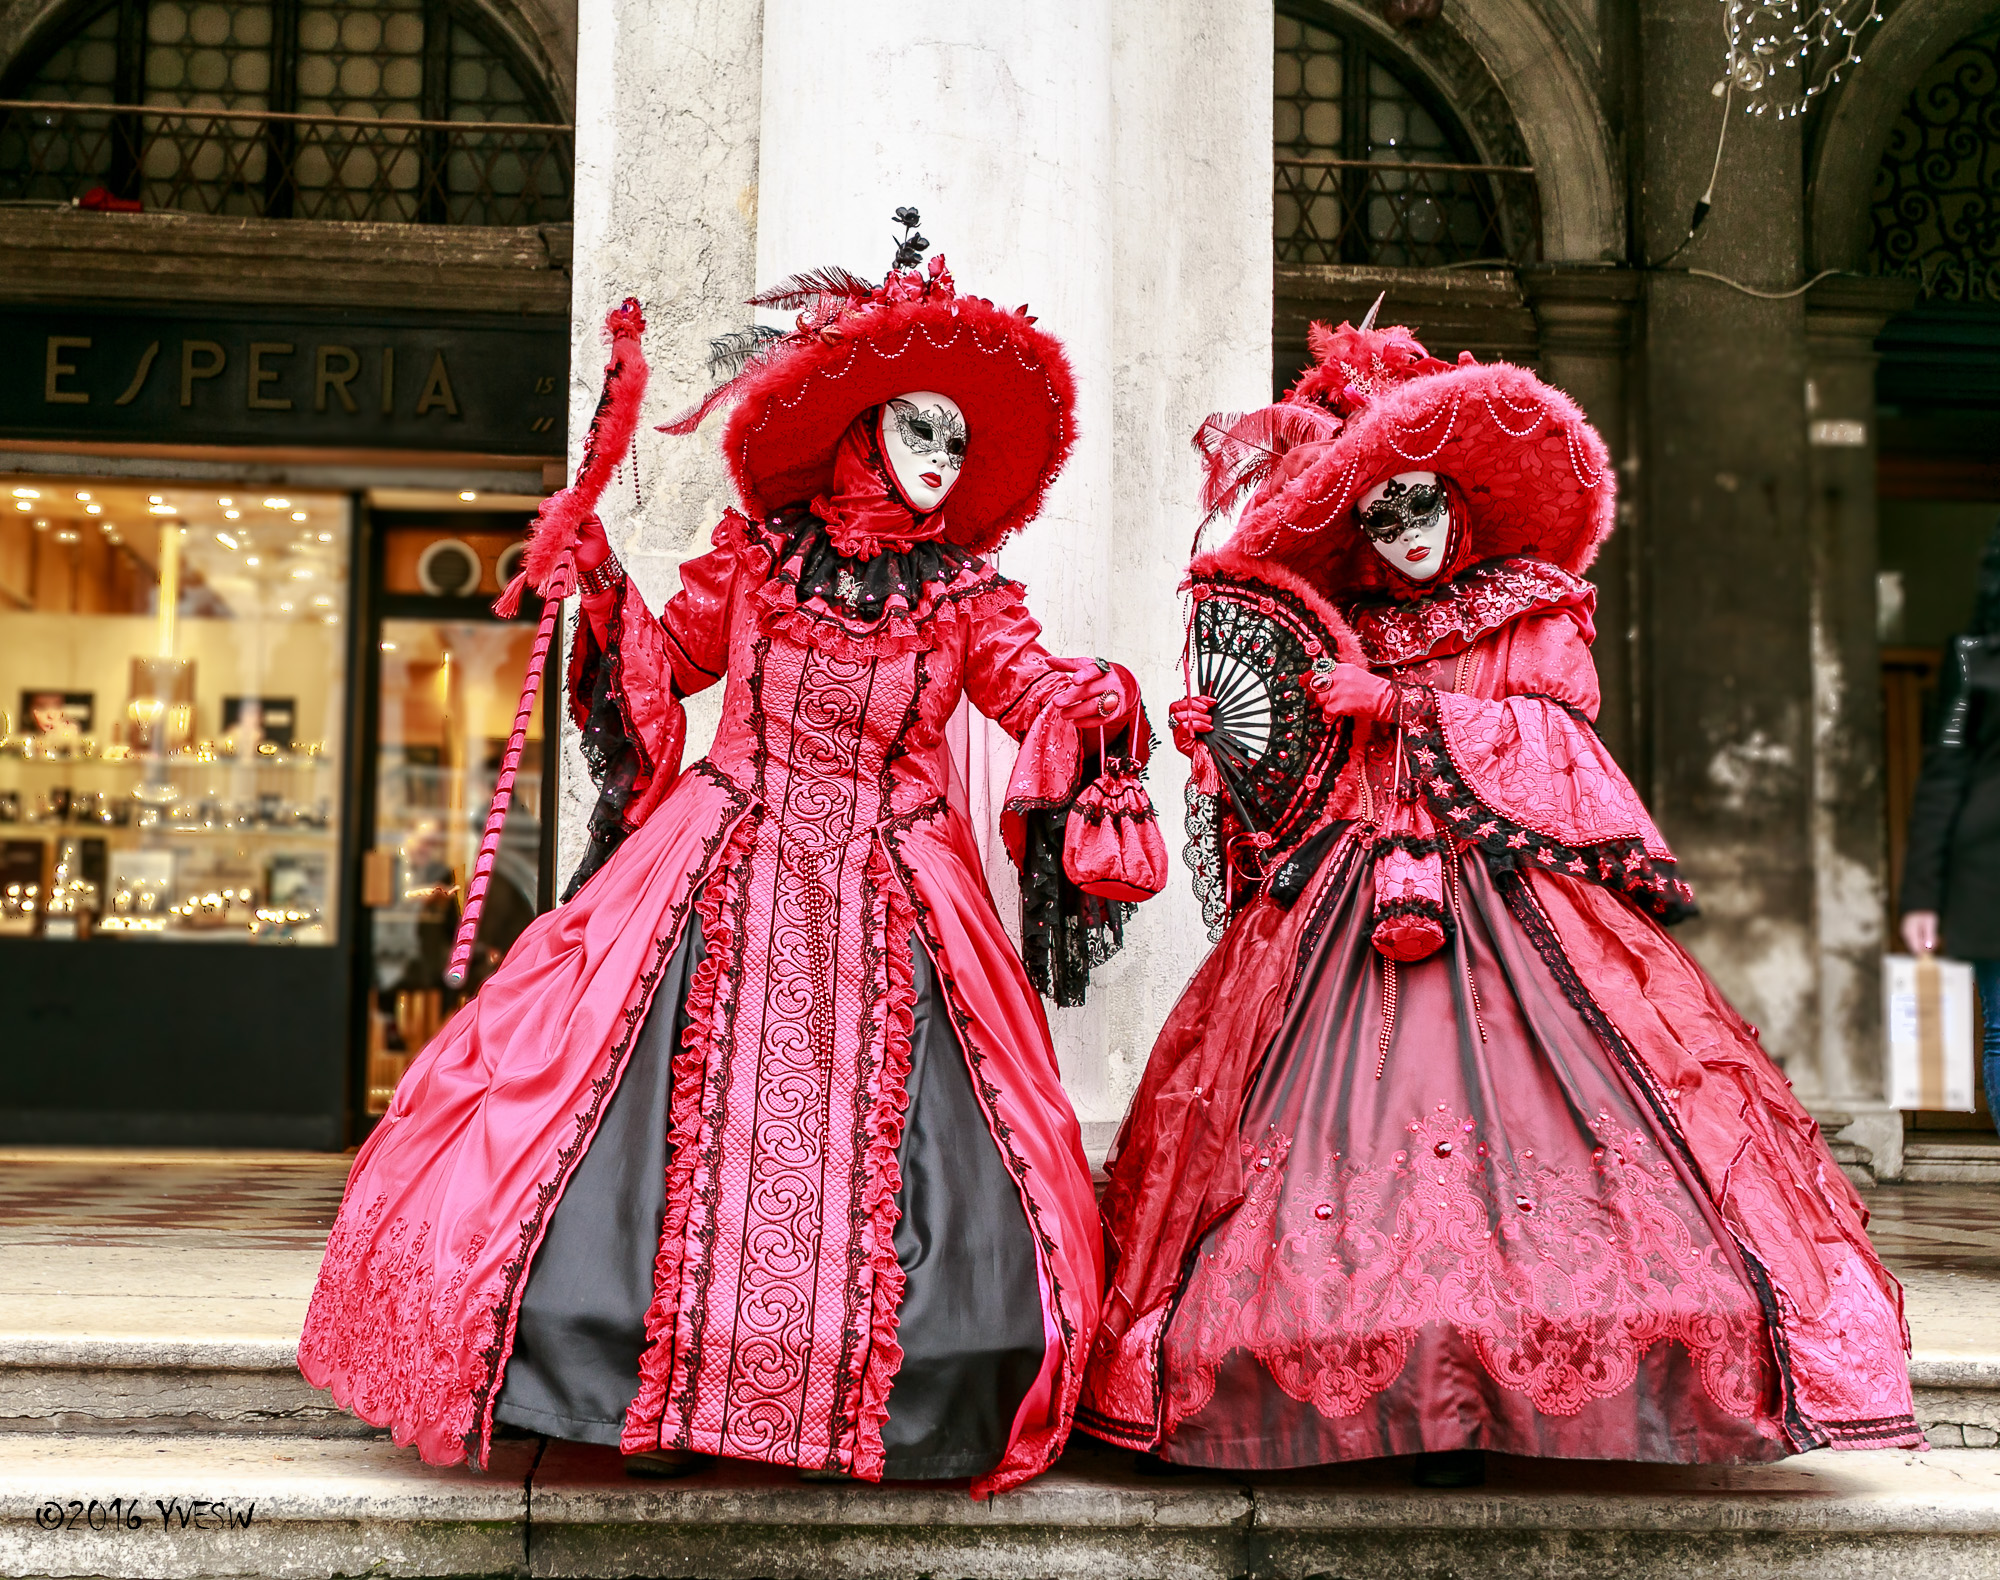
[767,505,977,625]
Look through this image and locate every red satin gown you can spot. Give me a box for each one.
[299,509,1106,1496]
[1081,557,1924,1466]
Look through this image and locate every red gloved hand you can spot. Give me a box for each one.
[1049,656,1132,725]
[572,512,613,576]
[1169,695,1214,759]
[1310,662,1396,722]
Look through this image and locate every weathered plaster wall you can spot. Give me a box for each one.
[556,0,762,887]
[1106,0,1274,1125]
[749,0,1270,1131]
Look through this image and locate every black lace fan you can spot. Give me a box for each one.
[1184,565,1352,932]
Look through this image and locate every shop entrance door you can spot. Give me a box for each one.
[357,505,554,1124]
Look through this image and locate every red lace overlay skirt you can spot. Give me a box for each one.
[1150,844,1789,1468]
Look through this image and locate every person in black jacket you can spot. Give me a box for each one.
[1901,516,2000,1127]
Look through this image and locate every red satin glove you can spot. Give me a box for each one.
[1169,695,1214,759]
[1049,656,1134,726]
[1310,662,1396,722]
[573,511,613,576]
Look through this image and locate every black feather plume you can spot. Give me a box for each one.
[705,324,786,380]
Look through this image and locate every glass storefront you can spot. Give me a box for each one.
[361,516,550,1114]
[0,479,349,946]
[0,475,550,1145]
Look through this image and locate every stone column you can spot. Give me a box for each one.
[1521,267,1642,775]
[1800,275,1920,1178]
[558,0,765,883]
[591,0,1272,1137]
[1635,0,1818,1083]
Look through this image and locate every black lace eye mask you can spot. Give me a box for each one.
[888,398,968,469]
[1357,478,1445,544]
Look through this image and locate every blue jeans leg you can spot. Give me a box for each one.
[1976,960,2000,1133]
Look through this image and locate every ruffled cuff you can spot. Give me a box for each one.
[1398,684,1697,924]
[562,577,686,898]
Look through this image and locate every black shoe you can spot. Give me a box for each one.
[1412,1449,1485,1488]
[1132,1450,1201,1477]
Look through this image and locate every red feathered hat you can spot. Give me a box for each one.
[1194,300,1614,596]
[661,215,1076,559]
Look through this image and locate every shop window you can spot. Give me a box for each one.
[1274,3,1524,267]
[362,513,549,1114]
[0,0,569,224]
[0,481,349,945]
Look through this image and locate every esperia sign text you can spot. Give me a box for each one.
[1,304,568,456]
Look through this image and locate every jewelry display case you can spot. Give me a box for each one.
[0,483,350,946]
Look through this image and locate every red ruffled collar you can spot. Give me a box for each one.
[746,513,1021,661]
[1346,556,1595,668]
[808,412,947,558]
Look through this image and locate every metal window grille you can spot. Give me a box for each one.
[1274,6,1539,268]
[1867,19,2000,304]
[0,0,569,225]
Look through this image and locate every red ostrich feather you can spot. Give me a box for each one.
[498,296,650,615]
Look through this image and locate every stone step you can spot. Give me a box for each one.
[0,1335,362,1436]
[12,1339,1996,1454]
[0,1432,1995,1580]
[1902,1133,2000,1184]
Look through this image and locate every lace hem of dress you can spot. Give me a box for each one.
[1161,1115,1780,1437]
[296,1194,496,1463]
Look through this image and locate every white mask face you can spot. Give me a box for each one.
[878,390,968,513]
[1357,470,1450,581]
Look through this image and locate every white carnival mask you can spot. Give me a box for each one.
[878,390,968,514]
[1357,470,1450,581]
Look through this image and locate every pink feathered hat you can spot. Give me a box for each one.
[1196,304,1614,595]
[661,214,1076,560]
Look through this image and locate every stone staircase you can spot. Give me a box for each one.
[1904,1131,2000,1186]
[4,1153,2000,1577]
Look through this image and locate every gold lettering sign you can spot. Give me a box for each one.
[180,340,225,406]
[416,351,458,417]
[114,341,161,407]
[315,345,360,413]
[44,336,89,405]
[247,342,294,411]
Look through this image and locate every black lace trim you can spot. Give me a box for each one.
[1018,805,1134,1009]
[563,579,650,901]
[763,505,980,623]
[1399,684,1698,925]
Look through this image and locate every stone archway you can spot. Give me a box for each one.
[1435,0,1622,263]
[1310,0,1621,263]
[1808,0,2000,271]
